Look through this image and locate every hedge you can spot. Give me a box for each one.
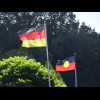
[0,56,67,87]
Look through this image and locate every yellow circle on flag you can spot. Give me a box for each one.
[64,61,69,68]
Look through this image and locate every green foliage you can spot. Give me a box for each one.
[1,12,100,86]
[0,56,67,87]
[45,61,64,84]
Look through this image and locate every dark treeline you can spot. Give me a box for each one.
[0,12,100,87]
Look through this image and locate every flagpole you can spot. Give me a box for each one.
[44,22,51,87]
[74,53,77,87]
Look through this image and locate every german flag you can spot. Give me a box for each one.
[56,56,76,72]
[18,24,46,48]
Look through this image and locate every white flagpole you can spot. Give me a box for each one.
[44,22,51,87]
[74,53,77,87]
[75,68,77,87]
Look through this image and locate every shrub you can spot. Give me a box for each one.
[0,56,67,87]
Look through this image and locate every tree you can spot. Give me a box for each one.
[0,56,67,87]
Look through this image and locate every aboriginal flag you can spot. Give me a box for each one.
[56,56,76,72]
[18,24,46,48]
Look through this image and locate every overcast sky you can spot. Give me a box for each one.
[73,12,100,33]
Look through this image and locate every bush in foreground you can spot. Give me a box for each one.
[0,56,67,87]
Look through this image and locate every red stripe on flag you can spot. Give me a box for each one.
[19,30,45,41]
[56,62,76,72]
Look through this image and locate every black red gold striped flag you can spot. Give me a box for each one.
[18,24,46,48]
